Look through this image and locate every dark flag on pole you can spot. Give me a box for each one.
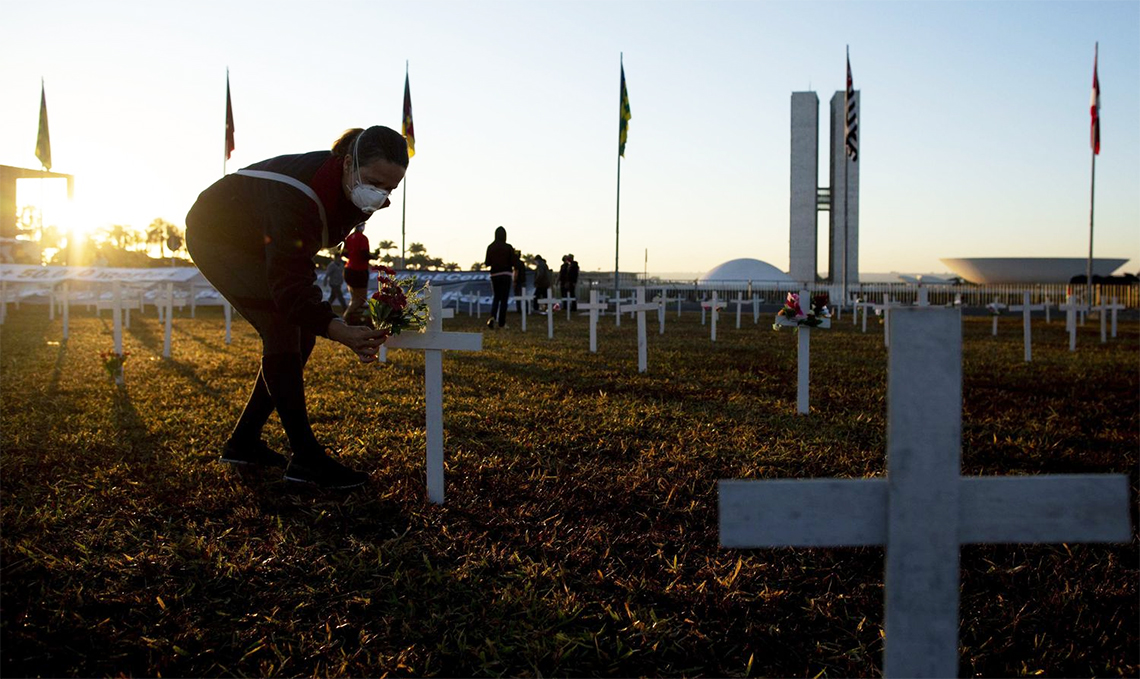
[1090,44,1100,155]
[225,71,235,161]
[845,51,858,162]
[618,63,631,157]
[403,70,415,158]
[36,79,51,171]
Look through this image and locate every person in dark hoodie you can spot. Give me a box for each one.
[185,125,404,489]
[484,226,515,329]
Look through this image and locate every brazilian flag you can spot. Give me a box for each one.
[618,64,631,157]
[36,80,51,171]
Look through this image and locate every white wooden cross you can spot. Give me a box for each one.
[1106,296,1124,338]
[377,307,453,364]
[872,294,902,347]
[1059,295,1082,352]
[987,296,1007,336]
[701,292,726,342]
[719,307,1130,678]
[1008,292,1044,362]
[625,287,661,373]
[774,289,831,414]
[463,293,482,318]
[652,292,678,335]
[61,282,70,342]
[536,291,558,339]
[611,293,633,327]
[111,281,125,385]
[562,294,574,320]
[381,287,482,504]
[1042,295,1053,324]
[857,298,876,333]
[163,282,174,359]
[730,293,756,329]
[1093,297,1125,343]
[577,290,608,353]
[513,291,530,333]
[916,286,930,307]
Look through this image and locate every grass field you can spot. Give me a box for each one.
[2,302,1137,677]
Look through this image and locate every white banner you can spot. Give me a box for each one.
[0,264,204,284]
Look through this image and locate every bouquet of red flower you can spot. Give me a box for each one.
[774,292,830,330]
[366,266,430,336]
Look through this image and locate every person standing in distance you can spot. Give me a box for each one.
[532,254,551,310]
[484,226,514,329]
[341,223,372,323]
[325,253,347,310]
[185,125,405,489]
[559,254,580,311]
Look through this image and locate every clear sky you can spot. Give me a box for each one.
[2,0,1137,277]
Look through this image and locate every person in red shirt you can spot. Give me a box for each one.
[342,223,371,323]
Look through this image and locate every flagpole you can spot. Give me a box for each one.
[1087,134,1096,309]
[1086,42,1097,309]
[401,60,410,269]
[401,175,408,269]
[223,68,229,178]
[614,53,623,299]
[842,47,850,303]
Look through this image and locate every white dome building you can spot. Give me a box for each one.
[699,258,794,283]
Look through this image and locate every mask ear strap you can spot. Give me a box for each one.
[352,129,364,184]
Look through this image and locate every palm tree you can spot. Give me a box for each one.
[146,219,174,262]
[376,239,398,267]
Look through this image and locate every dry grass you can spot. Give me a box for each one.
[2,303,1136,677]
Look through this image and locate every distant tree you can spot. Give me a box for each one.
[100,224,141,252]
[145,218,179,262]
[443,262,461,271]
[470,261,484,271]
[376,239,398,266]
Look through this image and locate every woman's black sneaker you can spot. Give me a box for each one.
[283,451,368,489]
[220,438,288,468]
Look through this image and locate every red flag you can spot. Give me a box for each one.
[1090,44,1100,155]
[225,71,235,161]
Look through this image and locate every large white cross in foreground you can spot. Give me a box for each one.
[1008,292,1044,362]
[380,287,482,504]
[719,307,1130,678]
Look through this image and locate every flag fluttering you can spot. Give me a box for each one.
[36,79,51,171]
[618,63,631,157]
[403,70,415,158]
[845,50,858,163]
[225,71,235,161]
[1090,44,1100,155]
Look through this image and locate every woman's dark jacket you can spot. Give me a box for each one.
[186,151,368,337]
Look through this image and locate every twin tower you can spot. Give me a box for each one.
[789,91,860,286]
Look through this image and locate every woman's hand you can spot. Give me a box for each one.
[327,319,389,363]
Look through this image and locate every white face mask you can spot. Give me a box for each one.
[350,183,389,214]
[349,130,390,214]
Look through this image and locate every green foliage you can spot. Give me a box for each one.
[1,307,1136,677]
